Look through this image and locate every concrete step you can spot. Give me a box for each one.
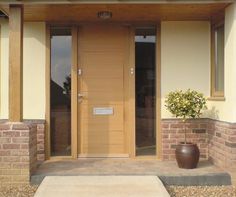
[159,173,231,186]
[34,176,170,197]
[31,173,231,186]
[31,159,232,186]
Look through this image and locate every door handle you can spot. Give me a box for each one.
[78,93,84,98]
[130,68,134,75]
[78,93,84,102]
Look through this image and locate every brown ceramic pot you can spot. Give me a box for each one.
[175,142,200,169]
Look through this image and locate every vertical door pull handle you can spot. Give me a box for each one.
[78,68,82,75]
[130,68,134,75]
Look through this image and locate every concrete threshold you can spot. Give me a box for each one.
[31,159,232,186]
[34,176,170,197]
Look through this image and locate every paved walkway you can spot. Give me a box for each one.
[32,159,231,186]
[34,176,170,197]
[33,159,224,176]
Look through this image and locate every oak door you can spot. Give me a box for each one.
[78,25,131,157]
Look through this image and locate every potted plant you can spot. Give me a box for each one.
[165,89,207,169]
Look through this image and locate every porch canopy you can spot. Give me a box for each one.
[0,1,231,23]
[0,0,231,122]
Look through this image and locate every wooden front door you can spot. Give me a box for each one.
[78,25,133,157]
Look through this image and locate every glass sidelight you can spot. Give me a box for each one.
[135,28,156,156]
[50,27,72,156]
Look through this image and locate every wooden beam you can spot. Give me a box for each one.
[9,5,23,122]
[0,1,234,4]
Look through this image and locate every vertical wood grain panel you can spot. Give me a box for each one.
[71,26,78,158]
[156,24,162,160]
[77,28,83,154]
[211,25,215,97]
[9,5,23,122]
[78,25,128,156]
[45,24,51,159]
[126,27,135,158]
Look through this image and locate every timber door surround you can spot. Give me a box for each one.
[46,24,161,160]
[77,25,135,157]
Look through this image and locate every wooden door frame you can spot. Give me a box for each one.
[156,24,162,160]
[45,24,78,159]
[45,23,162,160]
[71,26,78,158]
[127,26,136,158]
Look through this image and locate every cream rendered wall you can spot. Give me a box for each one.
[0,21,46,119]
[207,3,236,123]
[161,21,211,119]
[161,10,236,123]
[0,19,9,119]
[0,16,235,122]
[23,22,46,119]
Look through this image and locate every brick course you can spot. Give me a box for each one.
[208,119,236,170]
[161,119,208,161]
[0,122,37,185]
[36,123,45,163]
[162,118,236,170]
[24,120,45,164]
[0,118,235,184]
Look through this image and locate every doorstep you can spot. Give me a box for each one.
[31,159,231,186]
[34,176,170,197]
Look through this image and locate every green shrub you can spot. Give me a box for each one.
[165,89,207,143]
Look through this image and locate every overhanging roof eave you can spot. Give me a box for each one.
[0,0,234,5]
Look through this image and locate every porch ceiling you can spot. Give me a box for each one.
[0,3,228,22]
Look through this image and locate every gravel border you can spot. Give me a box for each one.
[0,184,236,197]
[0,185,38,197]
[166,186,236,197]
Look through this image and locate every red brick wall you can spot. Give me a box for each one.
[0,122,37,185]
[208,119,236,170]
[24,120,45,164]
[161,118,236,170]
[1,118,235,185]
[161,119,209,161]
[36,123,45,163]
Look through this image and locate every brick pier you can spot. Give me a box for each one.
[0,122,37,185]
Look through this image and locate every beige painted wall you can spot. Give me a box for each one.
[0,19,9,119]
[161,7,236,123]
[0,21,46,119]
[161,21,211,119]
[23,22,46,119]
[0,16,235,122]
[206,3,236,123]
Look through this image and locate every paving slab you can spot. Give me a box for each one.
[31,159,232,186]
[34,176,170,197]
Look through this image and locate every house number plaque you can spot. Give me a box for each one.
[93,107,113,115]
